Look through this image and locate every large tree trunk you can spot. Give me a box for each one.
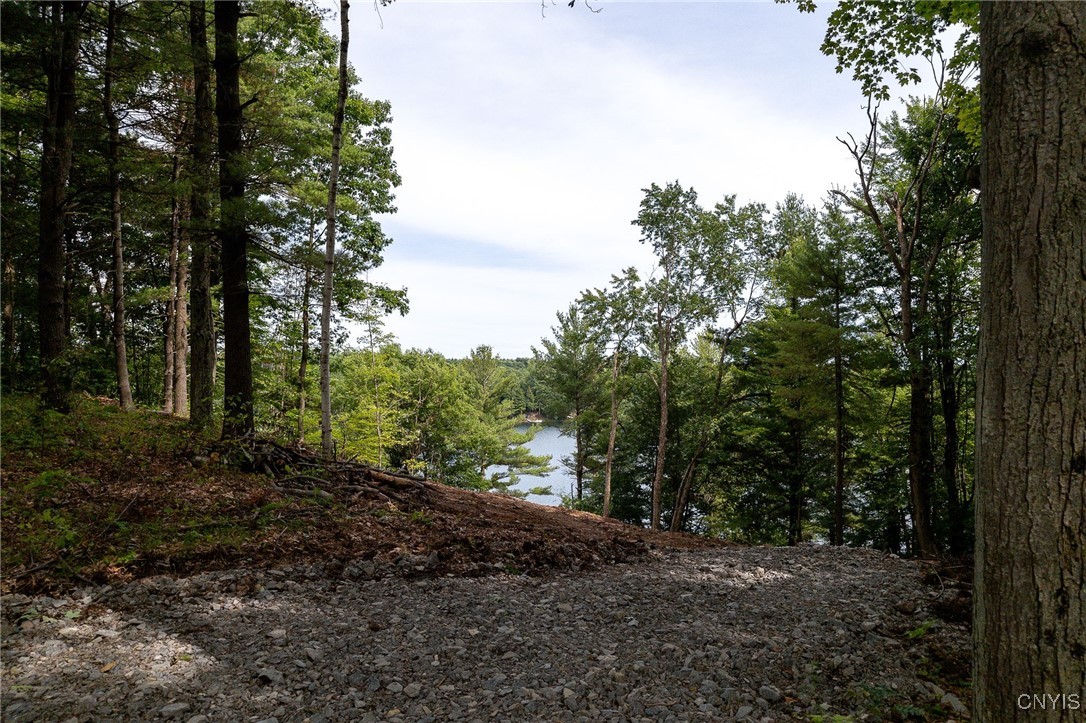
[188,0,215,430]
[104,0,133,411]
[974,3,1086,719]
[320,0,350,459]
[38,1,87,412]
[215,0,252,437]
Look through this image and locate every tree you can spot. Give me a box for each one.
[634,182,748,529]
[188,0,216,430]
[102,0,133,411]
[974,3,1085,718]
[533,303,606,504]
[38,0,89,412]
[215,0,253,437]
[320,0,350,458]
[580,267,642,518]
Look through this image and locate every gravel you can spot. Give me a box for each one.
[1,545,970,721]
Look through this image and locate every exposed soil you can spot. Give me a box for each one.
[0,396,718,596]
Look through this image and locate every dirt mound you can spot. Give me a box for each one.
[1,396,722,594]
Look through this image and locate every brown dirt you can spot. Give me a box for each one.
[1,396,722,595]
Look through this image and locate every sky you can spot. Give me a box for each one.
[332,0,877,359]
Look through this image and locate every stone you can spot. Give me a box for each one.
[159,702,191,718]
[257,668,284,685]
[757,685,781,703]
[941,692,969,715]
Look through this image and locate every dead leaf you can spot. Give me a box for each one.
[100,661,117,673]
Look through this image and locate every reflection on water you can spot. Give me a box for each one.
[507,424,575,507]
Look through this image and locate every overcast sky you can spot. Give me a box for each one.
[336,0,873,359]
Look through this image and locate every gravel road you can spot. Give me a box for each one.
[1,545,971,722]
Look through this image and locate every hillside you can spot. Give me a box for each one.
[0,395,717,595]
[1,396,975,721]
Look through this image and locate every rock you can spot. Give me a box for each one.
[257,668,284,685]
[386,682,403,693]
[941,692,969,715]
[41,639,69,657]
[159,702,191,718]
[185,716,208,723]
[404,683,422,698]
[268,628,287,639]
[757,685,781,703]
[557,603,573,613]
[736,704,754,718]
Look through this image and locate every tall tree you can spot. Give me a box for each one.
[188,0,215,430]
[534,303,605,503]
[634,182,746,529]
[215,0,252,437]
[38,0,88,412]
[102,0,133,410]
[320,0,350,458]
[974,3,1085,718]
[580,268,642,518]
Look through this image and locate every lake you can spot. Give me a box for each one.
[506,424,575,507]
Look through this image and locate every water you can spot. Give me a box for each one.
[507,424,575,506]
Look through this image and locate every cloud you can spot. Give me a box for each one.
[343,1,870,356]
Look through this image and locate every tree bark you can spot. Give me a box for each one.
[102,0,132,408]
[650,319,670,530]
[974,3,1086,719]
[320,0,350,459]
[901,271,939,557]
[38,1,87,412]
[601,349,620,518]
[297,219,315,445]
[215,0,252,437]
[832,288,846,546]
[174,204,189,416]
[164,154,182,414]
[188,0,215,430]
[936,291,967,556]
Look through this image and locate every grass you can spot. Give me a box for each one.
[0,394,319,591]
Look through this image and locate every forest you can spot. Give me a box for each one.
[1,0,981,555]
[1,2,1083,717]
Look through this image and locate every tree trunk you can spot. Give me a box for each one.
[936,292,966,556]
[787,420,805,546]
[832,290,846,546]
[164,155,182,414]
[103,0,131,408]
[574,404,584,501]
[297,220,315,445]
[602,349,620,518]
[320,0,350,459]
[974,3,1086,719]
[174,206,189,416]
[215,0,252,438]
[650,325,670,530]
[38,1,87,412]
[901,273,939,556]
[188,0,215,430]
[669,335,730,532]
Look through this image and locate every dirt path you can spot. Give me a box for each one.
[2,545,971,722]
